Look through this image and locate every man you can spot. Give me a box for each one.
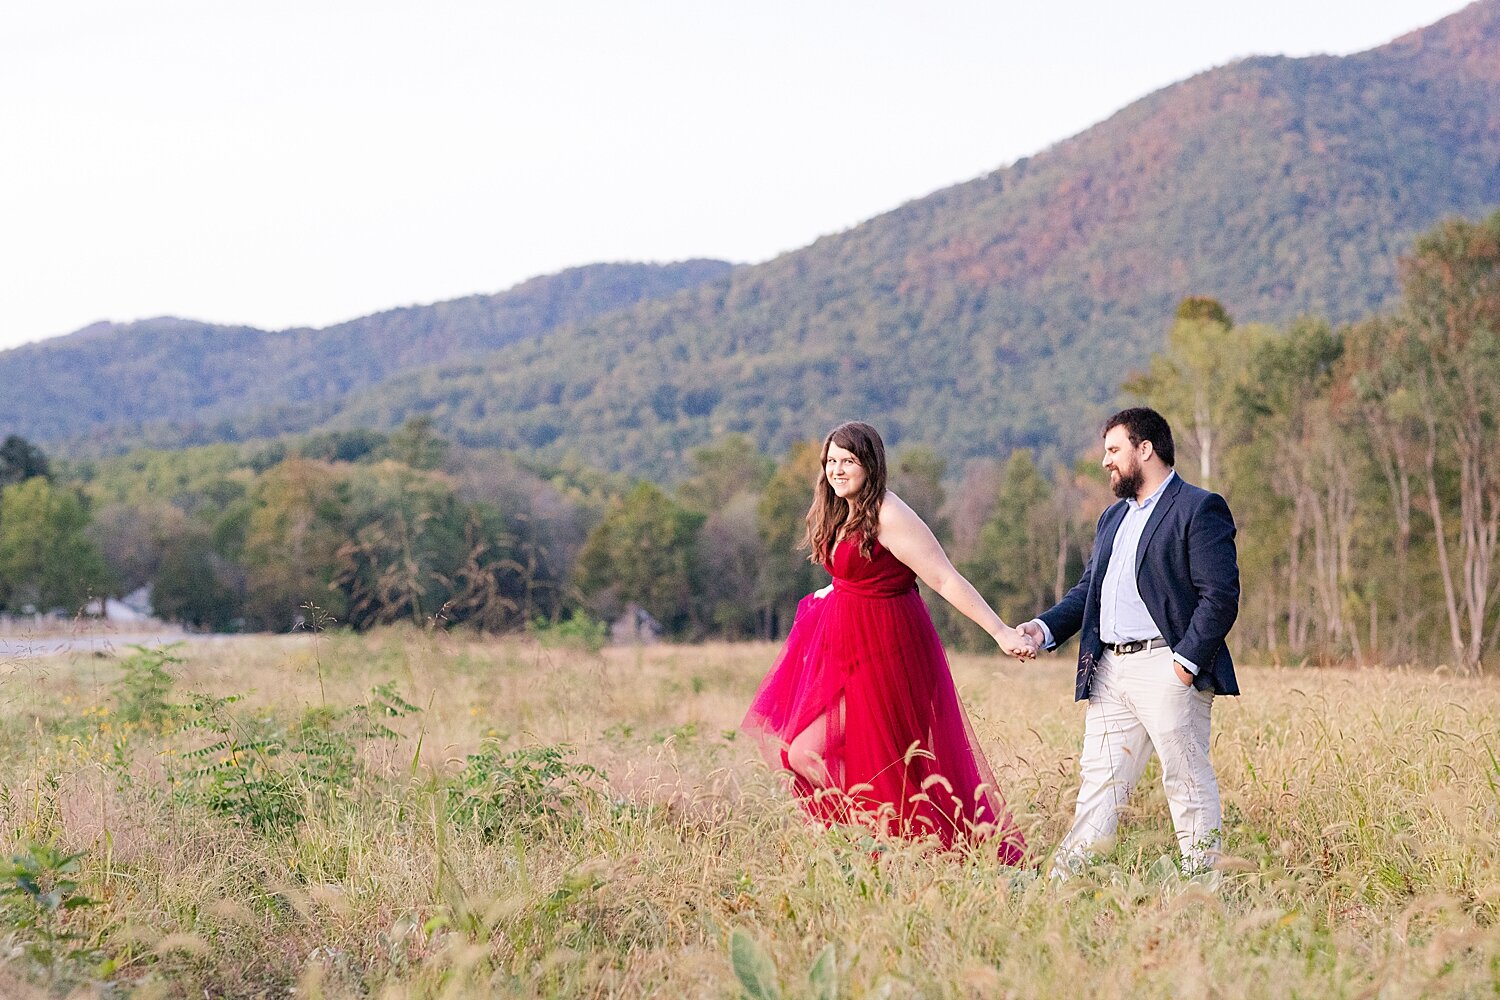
[1018,407,1239,877]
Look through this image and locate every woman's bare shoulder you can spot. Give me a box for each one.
[877,491,921,532]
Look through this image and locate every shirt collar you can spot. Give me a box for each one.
[1128,470,1176,512]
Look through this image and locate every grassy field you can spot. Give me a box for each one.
[1,629,1498,998]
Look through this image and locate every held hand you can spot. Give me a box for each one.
[996,625,1037,660]
[1016,620,1045,652]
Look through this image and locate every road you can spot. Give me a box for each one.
[0,631,220,659]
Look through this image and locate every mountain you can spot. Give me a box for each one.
[0,260,732,446]
[9,2,1500,474]
[304,1,1500,476]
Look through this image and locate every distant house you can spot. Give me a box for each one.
[84,584,158,624]
[611,604,662,645]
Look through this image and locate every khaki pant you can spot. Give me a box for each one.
[1051,644,1221,876]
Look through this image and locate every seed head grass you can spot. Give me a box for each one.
[0,631,1497,997]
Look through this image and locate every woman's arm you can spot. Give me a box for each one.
[878,492,1036,658]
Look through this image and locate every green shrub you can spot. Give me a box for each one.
[113,643,183,727]
[448,743,602,840]
[170,682,420,835]
[0,842,109,988]
[527,613,608,653]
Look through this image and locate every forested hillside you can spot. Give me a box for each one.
[5,3,1499,480]
[0,260,731,446]
[239,0,1500,475]
[4,208,1499,669]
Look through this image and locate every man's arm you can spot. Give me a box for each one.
[1172,493,1240,668]
[1031,505,1114,648]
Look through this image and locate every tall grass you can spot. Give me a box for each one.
[1,630,1497,997]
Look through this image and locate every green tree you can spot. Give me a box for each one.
[384,415,450,471]
[676,434,774,514]
[242,459,349,631]
[698,492,768,637]
[330,462,473,629]
[1230,318,1353,661]
[1125,297,1268,490]
[449,450,588,625]
[962,449,1061,629]
[0,435,50,487]
[88,500,186,594]
[1342,316,1427,662]
[1390,210,1500,670]
[437,504,528,633]
[0,478,110,612]
[676,435,775,637]
[573,482,704,635]
[153,532,244,631]
[755,441,825,638]
[298,429,389,464]
[1053,454,1111,606]
[890,445,948,540]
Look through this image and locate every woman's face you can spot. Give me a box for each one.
[824,441,867,499]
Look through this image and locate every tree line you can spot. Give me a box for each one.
[1135,210,1500,671]
[0,419,573,633]
[0,413,1096,650]
[1,211,1496,669]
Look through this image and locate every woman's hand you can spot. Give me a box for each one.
[813,584,834,599]
[995,625,1038,660]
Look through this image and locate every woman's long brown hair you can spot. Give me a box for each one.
[802,421,888,565]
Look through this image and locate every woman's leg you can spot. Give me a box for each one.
[785,698,846,790]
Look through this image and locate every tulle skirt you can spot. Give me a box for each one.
[743,588,1026,861]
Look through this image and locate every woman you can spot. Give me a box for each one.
[743,421,1032,860]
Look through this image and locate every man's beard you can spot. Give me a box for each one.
[1111,465,1143,500]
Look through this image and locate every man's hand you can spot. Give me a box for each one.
[996,625,1038,660]
[1174,661,1195,686]
[1016,620,1046,652]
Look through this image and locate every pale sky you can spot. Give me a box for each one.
[0,1,1475,350]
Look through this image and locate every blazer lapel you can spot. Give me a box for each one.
[1095,501,1128,579]
[1135,474,1183,575]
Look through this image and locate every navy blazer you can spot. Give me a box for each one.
[1039,474,1240,701]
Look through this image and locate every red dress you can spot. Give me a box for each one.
[742,532,1026,860]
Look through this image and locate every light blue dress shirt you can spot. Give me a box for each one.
[1032,470,1200,676]
[1100,470,1175,645]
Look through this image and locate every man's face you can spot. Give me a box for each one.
[1103,424,1144,500]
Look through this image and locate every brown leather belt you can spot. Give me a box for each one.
[1106,637,1169,655]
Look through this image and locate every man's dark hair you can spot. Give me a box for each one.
[1104,407,1175,467]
